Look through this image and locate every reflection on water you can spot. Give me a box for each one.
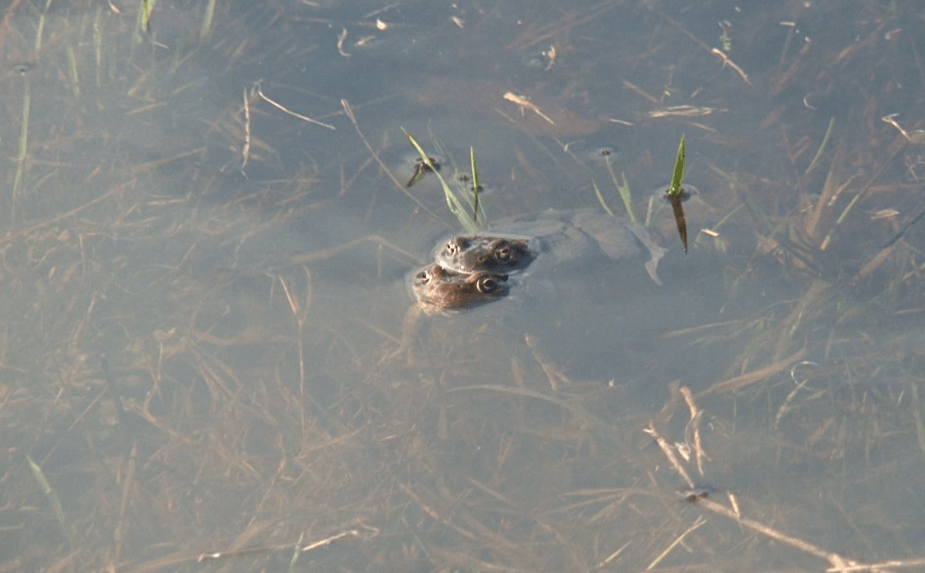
[1,0,925,571]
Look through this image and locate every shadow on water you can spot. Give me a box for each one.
[1,0,925,571]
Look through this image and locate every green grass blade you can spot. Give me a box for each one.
[603,154,637,224]
[403,129,479,233]
[592,179,615,217]
[142,0,156,32]
[668,135,686,198]
[35,0,53,51]
[27,455,75,548]
[667,135,689,251]
[66,43,80,98]
[12,79,31,223]
[913,385,925,453]
[286,532,304,573]
[804,117,835,177]
[94,5,104,87]
[470,146,481,225]
[200,0,217,41]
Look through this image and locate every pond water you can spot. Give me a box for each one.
[1,0,924,571]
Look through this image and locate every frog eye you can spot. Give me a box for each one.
[490,239,527,262]
[494,241,513,260]
[445,237,468,255]
[477,276,499,293]
[476,274,507,294]
[417,265,446,284]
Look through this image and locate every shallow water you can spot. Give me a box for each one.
[1,1,924,572]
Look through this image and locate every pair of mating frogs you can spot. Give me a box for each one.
[409,209,667,313]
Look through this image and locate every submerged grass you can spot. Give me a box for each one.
[404,128,480,233]
[200,0,217,41]
[11,77,30,221]
[26,455,74,549]
[1,1,924,573]
[469,146,482,223]
[603,151,636,223]
[666,134,689,251]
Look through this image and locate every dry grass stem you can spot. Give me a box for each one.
[341,98,439,218]
[643,422,695,489]
[3,3,924,572]
[697,347,807,398]
[710,48,752,85]
[679,386,706,476]
[241,85,254,171]
[256,85,335,129]
[503,92,556,125]
[695,496,856,571]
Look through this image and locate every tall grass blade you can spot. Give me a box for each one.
[12,79,31,223]
[592,179,615,217]
[804,117,835,177]
[668,135,686,198]
[200,0,217,41]
[470,146,481,225]
[403,129,479,234]
[94,5,104,86]
[27,455,75,548]
[286,533,304,573]
[66,43,80,98]
[913,385,925,452]
[667,135,689,252]
[603,154,637,224]
[142,0,156,32]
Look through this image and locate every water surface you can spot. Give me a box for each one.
[1,1,923,571]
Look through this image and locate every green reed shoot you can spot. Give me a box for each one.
[94,5,104,86]
[667,134,689,251]
[142,0,156,32]
[35,0,55,51]
[201,0,217,41]
[27,455,75,548]
[668,135,686,198]
[12,79,31,221]
[470,146,482,225]
[912,385,925,453]
[403,129,479,234]
[286,532,304,573]
[804,117,835,176]
[592,179,615,217]
[66,43,80,98]
[603,152,638,224]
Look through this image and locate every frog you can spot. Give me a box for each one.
[388,208,668,372]
[410,263,510,314]
[438,236,535,274]
[433,209,666,285]
[395,256,615,387]
[385,264,510,364]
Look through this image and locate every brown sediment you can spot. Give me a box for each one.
[3,1,925,573]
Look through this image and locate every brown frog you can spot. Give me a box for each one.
[434,209,666,285]
[400,260,601,389]
[439,237,534,274]
[410,264,510,313]
[387,264,509,363]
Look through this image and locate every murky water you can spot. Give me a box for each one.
[1,0,923,571]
